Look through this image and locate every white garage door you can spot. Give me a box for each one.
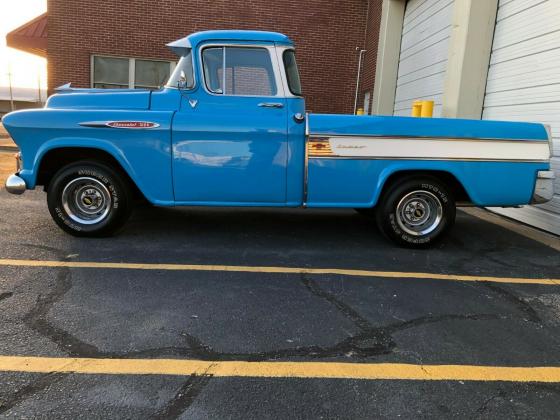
[483,0,560,235]
[393,0,455,117]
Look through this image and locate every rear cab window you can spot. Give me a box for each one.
[283,50,302,96]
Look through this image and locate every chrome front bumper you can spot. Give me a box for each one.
[531,171,555,204]
[5,152,26,195]
[5,174,27,195]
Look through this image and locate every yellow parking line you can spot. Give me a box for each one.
[0,356,560,382]
[0,258,558,286]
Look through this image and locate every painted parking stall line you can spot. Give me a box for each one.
[1,356,560,383]
[0,258,559,286]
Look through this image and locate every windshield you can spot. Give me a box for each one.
[166,50,195,89]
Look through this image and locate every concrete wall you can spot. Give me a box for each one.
[372,0,498,119]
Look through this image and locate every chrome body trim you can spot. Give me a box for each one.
[5,174,26,195]
[258,102,284,108]
[79,121,160,129]
[308,134,548,144]
[531,170,555,204]
[303,112,310,207]
[308,156,549,163]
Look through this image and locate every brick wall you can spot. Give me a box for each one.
[47,0,381,114]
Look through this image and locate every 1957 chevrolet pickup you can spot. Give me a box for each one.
[2,30,555,247]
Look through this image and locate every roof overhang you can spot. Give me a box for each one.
[166,30,294,56]
[166,37,191,56]
[6,13,47,58]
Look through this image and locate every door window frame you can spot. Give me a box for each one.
[198,43,286,98]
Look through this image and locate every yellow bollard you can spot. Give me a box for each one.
[411,101,422,117]
[420,100,434,118]
[356,108,365,115]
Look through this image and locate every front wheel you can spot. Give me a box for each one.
[375,177,456,248]
[47,161,133,237]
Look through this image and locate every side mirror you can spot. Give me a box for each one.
[177,70,187,90]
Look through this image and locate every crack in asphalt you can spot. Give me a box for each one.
[16,265,505,362]
[0,372,66,415]
[473,383,560,418]
[0,292,13,302]
[149,374,213,420]
[22,267,100,357]
[481,282,542,324]
[475,390,504,416]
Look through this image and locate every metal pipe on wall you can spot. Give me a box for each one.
[353,48,367,115]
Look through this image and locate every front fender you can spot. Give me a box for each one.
[5,108,175,204]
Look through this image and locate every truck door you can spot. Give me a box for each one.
[171,45,288,204]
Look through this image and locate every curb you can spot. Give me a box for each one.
[461,207,560,252]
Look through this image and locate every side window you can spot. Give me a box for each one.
[202,47,224,93]
[202,47,277,96]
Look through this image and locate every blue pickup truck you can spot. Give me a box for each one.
[2,30,555,247]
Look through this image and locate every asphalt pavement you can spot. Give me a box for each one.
[0,186,559,419]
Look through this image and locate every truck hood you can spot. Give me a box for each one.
[45,86,151,110]
[308,114,550,141]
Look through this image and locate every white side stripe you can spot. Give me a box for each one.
[318,137,549,162]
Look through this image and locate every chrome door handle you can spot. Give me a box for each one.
[258,102,284,108]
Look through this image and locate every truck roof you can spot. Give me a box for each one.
[167,30,294,55]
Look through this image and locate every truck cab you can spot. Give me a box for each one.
[164,31,306,205]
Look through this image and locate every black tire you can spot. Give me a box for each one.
[47,161,133,237]
[375,176,456,248]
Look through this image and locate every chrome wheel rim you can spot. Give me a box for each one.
[61,177,111,225]
[396,190,443,236]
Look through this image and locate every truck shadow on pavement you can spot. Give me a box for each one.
[120,204,559,279]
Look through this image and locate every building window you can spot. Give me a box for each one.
[202,47,277,96]
[92,55,175,89]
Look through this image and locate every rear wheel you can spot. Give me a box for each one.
[47,161,133,237]
[376,177,455,247]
